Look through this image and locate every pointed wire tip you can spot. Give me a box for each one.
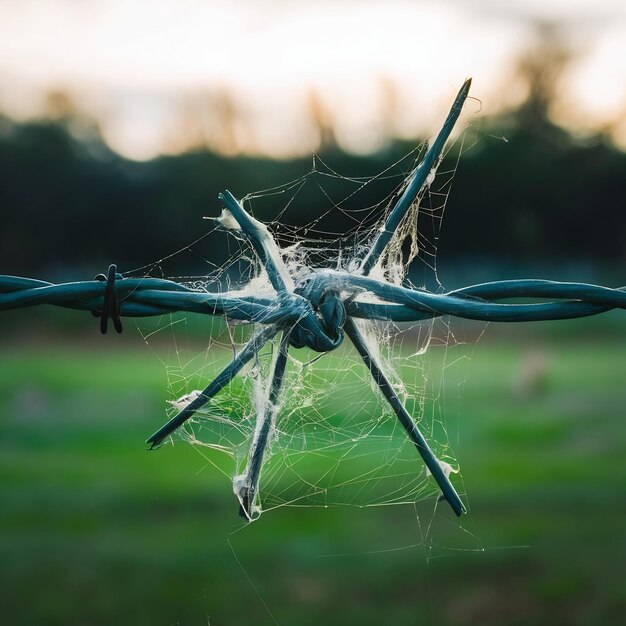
[439,491,467,516]
[145,432,165,449]
[454,78,472,107]
[459,77,472,92]
[218,190,236,204]
[454,499,468,517]
[217,191,231,210]
[238,497,253,522]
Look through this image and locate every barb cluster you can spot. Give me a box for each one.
[2,79,624,520]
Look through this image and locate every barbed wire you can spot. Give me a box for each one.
[2,78,624,520]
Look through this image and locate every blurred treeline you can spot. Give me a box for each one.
[1,27,625,284]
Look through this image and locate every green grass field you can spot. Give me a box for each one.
[1,337,625,625]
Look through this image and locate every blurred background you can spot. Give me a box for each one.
[1,1,625,624]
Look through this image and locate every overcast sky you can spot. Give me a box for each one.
[1,0,625,159]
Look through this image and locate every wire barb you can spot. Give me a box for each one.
[237,331,291,521]
[359,78,471,275]
[91,264,123,334]
[344,317,466,516]
[146,325,279,449]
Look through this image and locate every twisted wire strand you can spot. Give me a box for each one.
[2,274,624,324]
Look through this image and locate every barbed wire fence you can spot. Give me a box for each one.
[1,78,624,520]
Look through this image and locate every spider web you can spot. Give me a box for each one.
[129,131,475,521]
